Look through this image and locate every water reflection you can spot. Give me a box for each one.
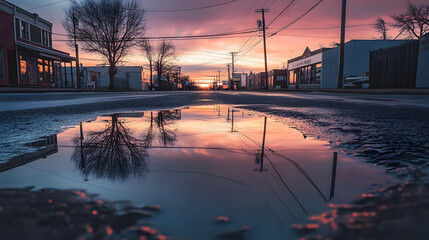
[144,109,181,147]
[72,110,181,181]
[0,105,396,240]
[0,135,58,172]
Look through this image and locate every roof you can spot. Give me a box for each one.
[16,41,76,61]
[288,47,331,63]
[1,0,52,27]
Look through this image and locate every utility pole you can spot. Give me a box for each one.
[226,64,231,90]
[229,52,237,90]
[218,70,221,90]
[256,8,269,90]
[72,14,80,89]
[337,0,346,88]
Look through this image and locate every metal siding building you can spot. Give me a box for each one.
[416,34,429,88]
[321,40,415,88]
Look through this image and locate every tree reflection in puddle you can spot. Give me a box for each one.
[73,109,181,181]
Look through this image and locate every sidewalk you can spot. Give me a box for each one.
[1,86,429,94]
[0,86,91,93]
[273,88,429,95]
[0,87,150,93]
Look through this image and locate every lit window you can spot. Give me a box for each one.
[20,21,29,40]
[20,56,28,81]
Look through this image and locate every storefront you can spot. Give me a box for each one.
[17,41,76,88]
[287,47,328,89]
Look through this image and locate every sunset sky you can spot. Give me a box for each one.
[11,0,427,85]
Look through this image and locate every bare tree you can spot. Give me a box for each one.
[391,3,429,39]
[140,40,154,91]
[63,0,146,90]
[154,41,176,90]
[375,17,388,40]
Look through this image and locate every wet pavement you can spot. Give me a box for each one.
[1,91,428,239]
[0,105,396,239]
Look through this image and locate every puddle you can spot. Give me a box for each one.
[0,105,395,239]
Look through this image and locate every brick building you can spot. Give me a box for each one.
[0,0,76,88]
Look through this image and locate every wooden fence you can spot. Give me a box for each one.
[369,41,419,88]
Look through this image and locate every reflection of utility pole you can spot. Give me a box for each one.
[256,8,269,90]
[337,0,347,88]
[329,152,338,200]
[229,52,237,90]
[231,108,234,132]
[72,14,80,89]
[79,122,85,169]
[260,116,267,172]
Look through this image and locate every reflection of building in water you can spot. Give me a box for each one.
[0,135,58,172]
[101,112,144,118]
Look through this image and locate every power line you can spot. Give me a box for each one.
[267,0,300,27]
[30,0,238,12]
[286,23,375,30]
[269,0,324,37]
[276,33,338,38]
[29,0,69,10]
[53,28,259,41]
[267,0,279,9]
[145,0,239,13]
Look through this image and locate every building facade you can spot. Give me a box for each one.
[269,69,288,89]
[321,40,414,88]
[287,47,330,89]
[0,0,76,87]
[246,72,263,90]
[416,33,429,88]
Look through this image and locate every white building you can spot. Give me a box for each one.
[63,66,144,90]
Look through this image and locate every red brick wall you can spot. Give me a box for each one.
[0,10,16,85]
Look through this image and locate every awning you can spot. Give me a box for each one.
[16,41,77,62]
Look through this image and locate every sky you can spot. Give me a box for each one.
[10,0,428,85]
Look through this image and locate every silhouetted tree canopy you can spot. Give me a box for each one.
[63,0,146,89]
[140,40,154,91]
[391,3,429,39]
[154,41,176,90]
[375,17,388,40]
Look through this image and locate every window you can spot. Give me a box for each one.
[315,63,322,84]
[21,21,29,40]
[38,58,54,83]
[30,25,41,43]
[38,58,44,82]
[15,19,20,39]
[289,70,296,85]
[19,55,29,81]
[0,48,4,80]
[42,30,49,47]
[276,76,286,81]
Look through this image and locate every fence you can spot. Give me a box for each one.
[369,41,419,88]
